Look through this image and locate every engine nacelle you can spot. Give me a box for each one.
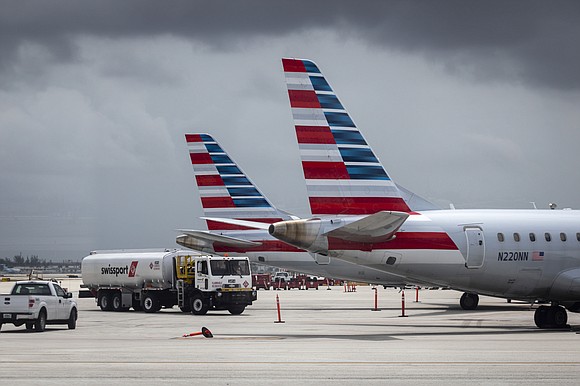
[269,219,328,252]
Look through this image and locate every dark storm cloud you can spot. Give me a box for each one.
[1,0,579,89]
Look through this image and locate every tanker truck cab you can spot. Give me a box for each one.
[175,255,256,315]
[81,249,257,315]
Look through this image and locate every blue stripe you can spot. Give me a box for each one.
[346,165,390,180]
[310,76,332,92]
[200,134,214,142]
[331,129,367,145]
[227,187,261,197]
[317,94,343,110]
[205,143,223,153]
[325,112,355,128]
[302,60,321,73]
[210,154,233,164]
[221,176,252,186]
[217,165,242,175]
[339,148,378,163]
[233,198,271,208]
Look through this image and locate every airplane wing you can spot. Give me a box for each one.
[199,217,272,230]
[176,229,262,247]
[324,211,409,243]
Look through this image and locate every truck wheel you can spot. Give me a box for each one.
[26,322,34,331]
[99,292,112,311]
[179,304,192,313]
[227,305,246,315]
[142,293,161,313]
[35,309,47,332]
[112,292,127,311]
[68,308,77,329]
[190,294,209,315]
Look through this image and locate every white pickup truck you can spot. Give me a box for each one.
[0,280,78,332]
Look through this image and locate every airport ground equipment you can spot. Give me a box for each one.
[0,280,78,332]
[81,249,257,315]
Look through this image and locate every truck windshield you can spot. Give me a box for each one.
[11,283,51,295]
[209,260,250,276]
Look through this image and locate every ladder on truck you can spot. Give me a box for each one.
[175,255,195,308]
[176,279,185,308]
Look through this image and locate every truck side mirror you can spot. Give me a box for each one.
[65,292,73,299]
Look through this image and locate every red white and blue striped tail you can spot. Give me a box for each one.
[185,133,291,231]
[282,58,411,215]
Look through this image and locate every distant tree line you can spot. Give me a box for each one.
[0,254,80,268]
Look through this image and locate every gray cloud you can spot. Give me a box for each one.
[1,1,579,89]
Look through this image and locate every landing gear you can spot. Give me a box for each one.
[534,305,568,329]
[460,292,479,310]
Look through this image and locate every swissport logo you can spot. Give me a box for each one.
[128,261,138,277]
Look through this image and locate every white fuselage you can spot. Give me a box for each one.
[323,209,580,302]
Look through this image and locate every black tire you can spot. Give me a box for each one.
[26,322,34,331]
[0,323,2,332]
[132,299,142,312]
[227,305,246,315]
[111,292,124,312]
[534,305,549,328]
[99,292,112,311]
[68,308,77,329]
[550,306,568,328]
[190,294,209,315]
[35,309,46,332]
[459,293,479,310]
[179,305,192,313]
[142,293,161,313]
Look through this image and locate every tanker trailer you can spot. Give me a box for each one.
[81,249,257,314]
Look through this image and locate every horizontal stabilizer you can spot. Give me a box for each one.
[177,229,262,247]
[200,217,273,230]
[325,211,409,243]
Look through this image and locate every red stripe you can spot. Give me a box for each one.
[288,90,320,108]
[328,232,458,251]
[302,161,349,179]
[295,126,336,144]
[206,218,285,231]
[185,134,203,143]
[214,240,304,253]
[200,197,235,208]
[195,175,224,187]
[282,58,306,73]
[190,152,213,164]
[309,197,411,215]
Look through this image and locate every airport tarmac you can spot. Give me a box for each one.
[1,279,580,385]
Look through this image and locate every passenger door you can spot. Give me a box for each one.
[465,227,485,268]
[52,284,70,320]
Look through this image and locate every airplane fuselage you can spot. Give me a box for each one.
[322,209,580,304]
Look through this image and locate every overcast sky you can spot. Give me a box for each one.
[1,1,579,261]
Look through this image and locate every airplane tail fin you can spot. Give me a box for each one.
[185,133,290,231]
[282,58,411,215]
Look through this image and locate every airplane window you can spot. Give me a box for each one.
[497,233,504,242]
[560,232,567,242]
[545,233,552,242]
[529,233,536,242]
[577,233,580,242]
[513,233,520,242]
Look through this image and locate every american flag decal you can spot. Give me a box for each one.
[532,251,544,261]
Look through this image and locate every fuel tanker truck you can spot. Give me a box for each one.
[81,249,257,315]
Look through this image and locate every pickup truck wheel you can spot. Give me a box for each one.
[26,322,34,331]
[190,294,209,315]
[68,308,77,329]
[35,309,46,332]
[227,305,246,315]
[99,292,113,311]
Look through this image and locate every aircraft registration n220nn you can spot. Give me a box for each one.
[210,58,580,329]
